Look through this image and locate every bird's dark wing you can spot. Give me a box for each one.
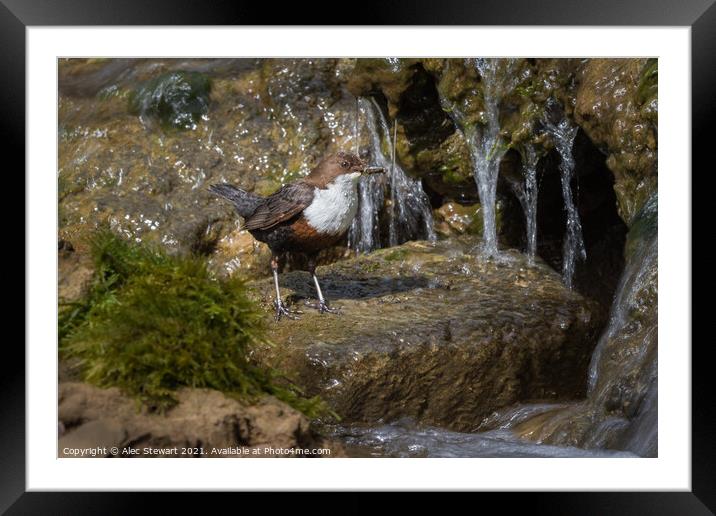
[243,181,315,231]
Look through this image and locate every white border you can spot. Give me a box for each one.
[28,27,690,490]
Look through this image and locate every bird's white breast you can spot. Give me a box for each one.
[303,173,360,235]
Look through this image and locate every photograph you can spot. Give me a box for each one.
[57,56,658,459]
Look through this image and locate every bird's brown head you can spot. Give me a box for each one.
[306,151,383,187]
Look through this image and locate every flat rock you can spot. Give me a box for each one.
[252,238,603,432]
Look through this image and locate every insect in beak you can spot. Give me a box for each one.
[362,166,384,175]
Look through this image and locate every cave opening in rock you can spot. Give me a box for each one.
[499,130,628,309]
[396,63,462,208]
[398,64,456,155]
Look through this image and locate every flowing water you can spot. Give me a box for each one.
[582,196,658,455]
[523,146,540,264]
[543,101,586,289]
[509,145,540,264]
[348,97,436,252]
[334,195,658,458]
[333,421,636,458]
[440,59,520,257]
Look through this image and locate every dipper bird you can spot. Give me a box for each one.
[210,151,383,321]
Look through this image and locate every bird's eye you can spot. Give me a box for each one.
[341,161,350,168]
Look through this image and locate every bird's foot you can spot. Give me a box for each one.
[273,299,302,322]
[304,300,342,315]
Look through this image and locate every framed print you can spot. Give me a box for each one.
[8,0,711,511]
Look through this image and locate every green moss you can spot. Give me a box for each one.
[383,248,409,262]
[60,229,330,417]
[514,83,537,98]
[487,139,512,162]
[416,132,473,188]
[440,166,468,185]
[636,58,658,106]
[128,71,212,130]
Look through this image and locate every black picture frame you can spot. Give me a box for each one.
[8,0,710,511]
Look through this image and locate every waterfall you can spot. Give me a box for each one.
[436,59,583,283]
[585,196,658,451]
[479,194,658,456]
[587,239,657,392]
[352,96,360,155]
[388,122,399,246]
[348,98,385,253]
[543,102,586,289]
[440,58,519,257]
[510,145,540,264]
[522,146,539,264]
[584,209,658,456]
[348,97,436,252]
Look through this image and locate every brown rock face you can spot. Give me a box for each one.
[58,58,360,278]
[58,242,94,303]
[251,238,603,433]
[572,59,657,225]
[58,382,343,457]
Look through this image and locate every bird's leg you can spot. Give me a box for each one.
[305,259,341,315]
[271,256,300,321]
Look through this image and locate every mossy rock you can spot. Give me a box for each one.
[128,71,212,130]
[625,192,657,261]
[59,230,329,417]
[636,58,658,106]
[572,58,658,225]
[346,58,419,117]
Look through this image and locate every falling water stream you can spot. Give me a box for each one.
[440,59,521,257]
[510,145,540,264]
[543,102,586,289]
[348,97,436,252]
[583,196,658,454]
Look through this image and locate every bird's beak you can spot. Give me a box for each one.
[362,166,384,175]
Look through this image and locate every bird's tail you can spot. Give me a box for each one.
[209,183,263,219]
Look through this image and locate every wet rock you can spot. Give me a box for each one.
[434,202,482,236]
[207,227,273,278]
[59,57,655,283]
[59,419,127,457]
[58,58,362,277]
[58,381,343,457]
[128,71,212,130]
[572,59,657,225]
[433,201,505,238]
[346,58,419,118]
[251,237,603,432]
[479,197,657,455]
